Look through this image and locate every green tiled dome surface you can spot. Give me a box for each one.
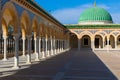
[79,7,113,22]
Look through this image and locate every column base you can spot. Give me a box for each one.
[51,50,53,56]
[35,53,39,61]
[2,58,8,61]
[12,66,20,69]
[42,52,46,59]
[35,58,40,61]
[26,61,32,64]
[47,51,50,57]
[22,54,26,57]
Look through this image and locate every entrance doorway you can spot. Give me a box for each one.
[81,35,91,48]
[95,35,103,48]
[95,38,99,48]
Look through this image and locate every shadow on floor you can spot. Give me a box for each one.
[0,49,118,80]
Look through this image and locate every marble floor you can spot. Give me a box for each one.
[0,49,119,80]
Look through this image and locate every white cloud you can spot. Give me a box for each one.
[51,4,95,24]
[51,4,120,24]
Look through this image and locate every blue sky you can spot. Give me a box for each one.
[35,0,120,24]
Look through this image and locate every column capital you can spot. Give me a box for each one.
[22,37,26,40]
[34,37,37,40]
[3,36,8,39]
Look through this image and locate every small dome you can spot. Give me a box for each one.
[79,7,113,24]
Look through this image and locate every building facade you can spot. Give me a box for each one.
[66,6,120,51]
[0,0,71,69]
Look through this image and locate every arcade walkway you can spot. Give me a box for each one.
[0,49,119,80]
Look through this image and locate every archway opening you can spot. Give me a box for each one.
[81,35,91,48]
[70,34,78,48]
[110,35,115,48]
[95,35,103,48]
[117,35,120,49]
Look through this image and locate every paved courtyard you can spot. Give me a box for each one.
[0,49,120,80]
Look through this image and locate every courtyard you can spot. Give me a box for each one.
[0,49,120,80]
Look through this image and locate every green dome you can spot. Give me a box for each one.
[79,7,113,23]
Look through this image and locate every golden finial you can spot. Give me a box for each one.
[94,0,96,7]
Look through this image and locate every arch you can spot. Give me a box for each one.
[39,23,44,37]
[94,33,104,39]
[20,23,26,38]
[20,11,31,36]
[2,2,19,35]
[95,31,107,37]
[81,35,91,48]
[70,34,78,48]
[117,35,120,49]
[109,35,115,48]
[32,16,39,38]
[79,31,93,39]
[68,30,79,38]
[41,23,46,37]
[110,31,120,38]
[2,18,8,36]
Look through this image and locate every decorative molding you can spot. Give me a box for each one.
[74,30,84,34]
[113,32,119,36]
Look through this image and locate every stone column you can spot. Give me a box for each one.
[61,40,63,51]
[57,39,60,53]
[65,40,66,50]
[54,36,56,54]
[55,39,57,54]
[13,35,19,69]
[63,40,65,51]
[91,40,94,51]
[34,37,37,54]
[115,37,117,49]
[50,36,53,55]
[45,37,49,57]
[26,36,31,64]
[78,39,80,50]
[39,37,41,59]
[66,40,68,50]
[107,37,109,52]
[35,37,39,61]
[60,40,62,52]
[3,36,7,61]
[58,40,60,53]
[22,38,25,56]
[42,38,45,58]
[47,38,50,56]
[103,38,105,49]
